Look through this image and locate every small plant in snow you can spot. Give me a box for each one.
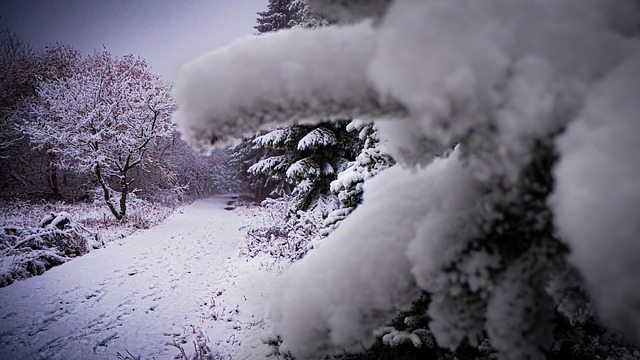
[115,349,141,360]
[172,328,217,360]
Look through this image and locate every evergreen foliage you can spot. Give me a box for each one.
[255,0,330,34]
[229,134,288,201]
[323,120,394,233]
[248,121,361,215]
[255,0,305,33]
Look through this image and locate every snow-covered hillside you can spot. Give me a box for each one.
[0,196,280,359]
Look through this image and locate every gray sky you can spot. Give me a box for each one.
[0,0,268,81]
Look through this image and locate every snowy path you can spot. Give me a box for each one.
[0,196,280,359]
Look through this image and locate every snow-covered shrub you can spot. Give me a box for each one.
[0,211,90,286]
[174,0,640,358]
[241,197,323,263]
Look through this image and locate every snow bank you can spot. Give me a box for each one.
[551,54,640,343]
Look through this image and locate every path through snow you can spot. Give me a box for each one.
[0,196,280,359]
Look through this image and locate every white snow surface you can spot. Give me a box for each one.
[0,196,280,359]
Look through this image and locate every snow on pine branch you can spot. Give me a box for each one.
[173,23,405,148]
[253,128,300,148]
[248,154,293,175]
[286,158,320,181]
[296,127,337,151]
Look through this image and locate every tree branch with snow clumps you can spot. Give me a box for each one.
[172,23,405,149]
[175,0,640,358]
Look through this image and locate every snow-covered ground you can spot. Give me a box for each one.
[0,195,281,359]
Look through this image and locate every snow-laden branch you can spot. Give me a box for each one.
[173,23,406,148]
[174,0,640,358]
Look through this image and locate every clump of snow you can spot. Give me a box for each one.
[173,23,390,148]
[551,54,640,343]
[370,0,633,172]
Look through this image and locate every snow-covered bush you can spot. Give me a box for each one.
[0,211,90,286]
[241,197,323,263]
[174,0,640,359]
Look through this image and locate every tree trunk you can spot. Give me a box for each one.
[47,153,62,200]
[95,164,123,220]
[118,171,128,219]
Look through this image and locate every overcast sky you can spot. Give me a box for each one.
[0,0,268,81]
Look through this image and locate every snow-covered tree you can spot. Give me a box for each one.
[248,121,360,214]
[290,0,333,29]
[174,0,640,359]
[234,0,337,205]
[25,50,175,220]
[255,0,305,33]
[0,28,35,180]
